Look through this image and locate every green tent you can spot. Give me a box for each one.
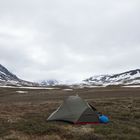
[47,95,100,124]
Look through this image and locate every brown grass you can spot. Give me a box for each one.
[0,87,140,140]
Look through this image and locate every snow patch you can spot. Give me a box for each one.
[122,85,140,88]
[0,71,6,75]
[63,89,73,91]
[16,91,28,93]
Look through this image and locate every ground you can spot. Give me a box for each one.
[0,86,140,140]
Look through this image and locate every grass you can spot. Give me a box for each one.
[0,87,140,140]
[13,114,62,135]
[0,118,11,137]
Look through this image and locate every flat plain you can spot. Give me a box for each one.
[0,86,140,140]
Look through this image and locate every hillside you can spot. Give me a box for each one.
[0,64,38,86]
[84,69,140,86]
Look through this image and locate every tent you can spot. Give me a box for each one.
[47,95,105,124]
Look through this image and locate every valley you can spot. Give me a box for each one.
[0,86,140,140]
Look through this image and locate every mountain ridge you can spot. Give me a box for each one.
[0,64,140,87]
[0,64,38,86]
[84,69,140,86]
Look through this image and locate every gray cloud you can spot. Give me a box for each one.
[0,0,140,82]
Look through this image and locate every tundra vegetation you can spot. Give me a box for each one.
[0,86,140,140]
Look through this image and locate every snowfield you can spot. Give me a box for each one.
[0,86,59,90]
[122,85,140,88]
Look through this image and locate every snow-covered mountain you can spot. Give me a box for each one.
[1,64,140,87]
[0,64,38,86]
[84,69,140,86]
[40,80,59,86]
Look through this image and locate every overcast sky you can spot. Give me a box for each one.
[0,0,140,82]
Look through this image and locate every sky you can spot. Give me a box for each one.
[0,0,140,82]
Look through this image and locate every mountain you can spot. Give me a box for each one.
[0,64,38,86]
[40,80,59,86]
[83,69,140,86]
[1,64,140,87]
